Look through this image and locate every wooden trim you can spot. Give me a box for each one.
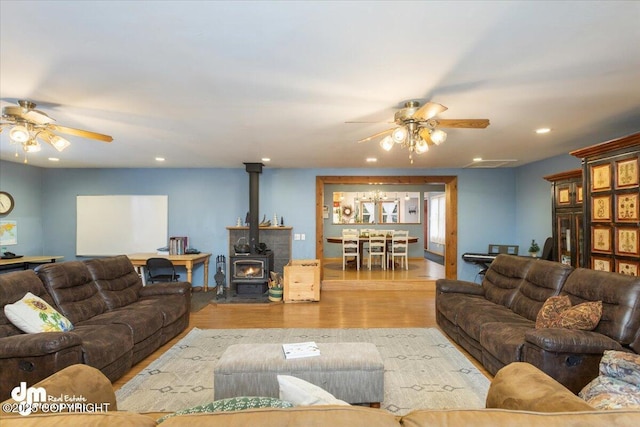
[543,169,582,182]
[316,175,458,279]
[570,132,640,159]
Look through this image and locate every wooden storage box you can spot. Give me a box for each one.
[284,259,321,303]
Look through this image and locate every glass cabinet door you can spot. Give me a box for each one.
[557,213,573,266]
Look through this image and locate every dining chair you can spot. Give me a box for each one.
[342,230,360,270]
[368,235,386,270]
[388,230,409,270]
[146,257,180,283]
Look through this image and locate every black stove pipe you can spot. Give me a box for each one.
[244,162,263,253]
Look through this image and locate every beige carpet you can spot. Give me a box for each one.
[116,327,490,415]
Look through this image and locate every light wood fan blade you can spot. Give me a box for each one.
[49,124,113,142]
[418,128,436,146]
[413,102,447,120]
[4,105,55,125]
[358,128,394,143]
[437,119,490,129]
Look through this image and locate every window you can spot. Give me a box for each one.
[379,201,399,223]
[429,194,445,245]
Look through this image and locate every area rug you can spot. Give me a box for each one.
[190,291,216,312]
[116,328,490,415]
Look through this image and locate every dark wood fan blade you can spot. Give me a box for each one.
[413,102,447,120]
[49,124,113,142]
[437,119,490,129]
[358,128,394,143]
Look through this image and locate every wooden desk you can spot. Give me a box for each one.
[0,255,64,272]
[128,253,212,290]
[326,236,419,267]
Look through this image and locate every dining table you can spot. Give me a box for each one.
[326,235,419,268]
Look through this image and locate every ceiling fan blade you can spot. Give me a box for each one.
[413,102,447,120]
[3,105,55,125]
[436,119,490,129]
[357,128,394,143]
[345,120,394,124]
[48,124,113,142]
[418,128,436,146]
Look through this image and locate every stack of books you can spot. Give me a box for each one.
[282,342,321,359]
[169,236,189,255]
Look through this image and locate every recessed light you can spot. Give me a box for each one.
[48,157,60,162]
[536,128,551,134]
[473,157,483,162]
[366,157,377,163]
[261,157,271,162]
[155,157,165,162]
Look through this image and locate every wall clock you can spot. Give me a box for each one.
[0,191,15,215]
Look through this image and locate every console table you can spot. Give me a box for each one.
[0,255,64,272]
[127,252,212,289]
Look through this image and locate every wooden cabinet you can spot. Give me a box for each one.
[544,169,584,267]
[571,132,640,275]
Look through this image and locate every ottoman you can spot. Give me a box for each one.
[214,342,384,406]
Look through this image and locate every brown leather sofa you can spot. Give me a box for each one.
[2,362,639,426]
[437,254,640,394]
[0,255,190,401]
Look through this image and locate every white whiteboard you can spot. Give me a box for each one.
[76,195,168,256]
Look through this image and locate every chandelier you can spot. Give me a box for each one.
[378,119,447,164]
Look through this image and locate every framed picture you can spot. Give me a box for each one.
[591,226,612,253]
[591,195,611,221]
[592,257,612,272]
[591,163,611,192]
[616,227,639,256]
[616,260,639,276]
[616,158,639,189]
[558,187,571,205]
[0,220,18,245]
[616,193,639,222]
[576,184,583,204]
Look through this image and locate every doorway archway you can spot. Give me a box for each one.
[316,175,457,279]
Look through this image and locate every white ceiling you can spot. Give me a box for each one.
[1,1,639,169]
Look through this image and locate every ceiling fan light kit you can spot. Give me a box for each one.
[356,100,489,164]
[1,99,113,163]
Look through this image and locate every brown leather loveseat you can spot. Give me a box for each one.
[0,255,191,400]
[436,254,640,394]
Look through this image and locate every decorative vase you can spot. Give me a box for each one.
[268,287,283,302]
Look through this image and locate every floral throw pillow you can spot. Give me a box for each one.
[157,397,294,423]
[4,292,74,333]
[599,350,640,387]
[553,301,603,330]
[536,296,602,331]
[536,295,572,328]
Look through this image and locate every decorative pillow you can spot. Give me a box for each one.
[553,301,602,330]
[277,374,349,406]
[599,350,640,387]
[157,397,294,423]
[4,292,74,333]
[535,295,571,328]
[579,375,640,410]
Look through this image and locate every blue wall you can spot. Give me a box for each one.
[0,155,580,283]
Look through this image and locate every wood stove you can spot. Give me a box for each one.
[229,162,275,297]
[230,251,274,296]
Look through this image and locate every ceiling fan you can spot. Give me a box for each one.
[0,100,113,162]
[353,100,489,163]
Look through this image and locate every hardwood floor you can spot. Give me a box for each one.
[112,258,491,392]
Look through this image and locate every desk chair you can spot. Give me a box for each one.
[388,230,409,270]
[342,230,360,270]
[368,235,386,270]
[146,257,180,283]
